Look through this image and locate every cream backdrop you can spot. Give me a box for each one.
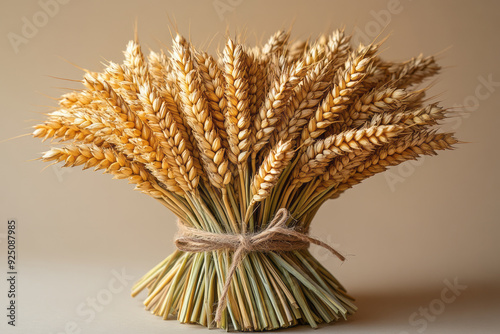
[1,0,499,333]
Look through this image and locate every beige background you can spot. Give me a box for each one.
[1,0,499,333]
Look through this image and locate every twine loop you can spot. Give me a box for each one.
[174,208,344,323]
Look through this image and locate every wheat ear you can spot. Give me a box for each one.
[299,44,377,146]
[222,38,252,166]
[171,35,231,189]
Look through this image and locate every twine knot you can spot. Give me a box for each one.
[174,208,344,323]
[238,234,252,252]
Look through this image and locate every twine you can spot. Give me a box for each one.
[174,208,345,323]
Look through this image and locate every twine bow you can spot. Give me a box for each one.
[174,208,345,323]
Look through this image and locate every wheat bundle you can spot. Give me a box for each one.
[33,29,457,331]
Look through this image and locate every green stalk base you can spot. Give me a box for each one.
[132,249,356,331]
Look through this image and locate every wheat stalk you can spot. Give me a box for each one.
[250,140,294,204]
[386,54,440,88]
[222,38,252,166]
[292,124,402,186]
[171,35,231,189]
[252,59,306,157]
[299,44,377,147]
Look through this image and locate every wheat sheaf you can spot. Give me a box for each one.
[33,29,457,331]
